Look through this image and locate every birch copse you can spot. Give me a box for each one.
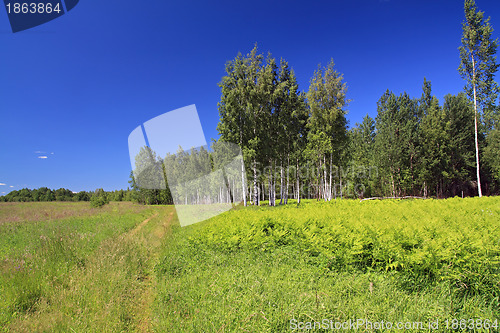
[306,59,349,201]
[218,46,307,205]
[217,48,264,206]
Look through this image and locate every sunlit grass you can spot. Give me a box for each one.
[0,202,166,332]
[0,201,144,224]
[154,197,500,332]
[1,198,498,332]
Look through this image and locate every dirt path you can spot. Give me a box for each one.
[135,210,174,332]
[128,212,159,237]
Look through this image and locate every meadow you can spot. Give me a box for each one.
[154,197,500,332]
[0,197,499,332]
[0,202,173,332]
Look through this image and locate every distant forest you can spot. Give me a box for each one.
[0,187,133,203]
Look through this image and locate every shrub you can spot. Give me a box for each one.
[90,195,109,208]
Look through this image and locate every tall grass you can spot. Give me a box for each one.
[154,197,500,332]
[0,202,158,331]
[0,201,138,224]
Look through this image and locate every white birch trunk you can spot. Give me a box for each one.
[279,160,284,205]
[285,155,289,205]
[297,158,301,204]
[323,155,327,201]
[472,55,482,197]
[329,154,333,201]
[253,158,259,205]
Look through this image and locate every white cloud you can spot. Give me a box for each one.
[1,192,5,194]
[0,183,5,186]
[34,151,46,154]
[38,156,48,159]
[9,186,14,188]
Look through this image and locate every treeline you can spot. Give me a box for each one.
[128,167,174,205]
[129,41,499,205]
[351,87,498,198]
[129,141,243,206]
[0,187,133,203]
[215,43,499,204]
[213,1,500,204]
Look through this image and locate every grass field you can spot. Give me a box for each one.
[0,198,499,332]
[154,197,500,332]
[0,202,173,332]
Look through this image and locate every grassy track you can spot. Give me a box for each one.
[0,202,175,332]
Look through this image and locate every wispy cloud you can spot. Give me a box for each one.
[35,150,53,159]
[0,183,5,186]
[9,186,14,188]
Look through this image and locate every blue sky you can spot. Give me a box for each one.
[1,0,499,194]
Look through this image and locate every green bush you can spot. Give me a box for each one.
[90,195,109,208]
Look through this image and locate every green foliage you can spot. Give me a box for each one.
[484,116,500,183]
[0,187,135,203]
[155,198,500,331]
[459,0,499,113]
[348,114,376,198]
[419,95,448,196]
[374,90,421,196]
[90,195,109,208]
[176,198,500,298]
[306,59,349,152]
[442,94,477,191]
[89,188,110,208]
[217,45,309,206]
[305,59,349,201]
[129,146,174,205]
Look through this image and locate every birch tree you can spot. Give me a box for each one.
[306,59,349,200]
[218,48,264,206]
[459,0,499,197]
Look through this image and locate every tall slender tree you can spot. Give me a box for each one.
[218,47,265,206]
[348,114,376,198]
[306,59,349,200]
[420,96,448,197]
[459,0,499,197]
